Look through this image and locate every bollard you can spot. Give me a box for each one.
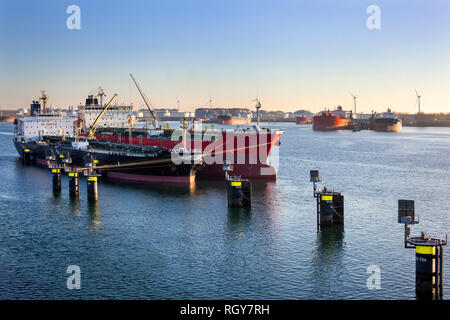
[23,148,32,165]
[241,180,252,207]
[415,245,439,297]
[227,178,251,208]
[52,168,61,194]
[87,175,98,202]
[316,191,344,227]
[68,172,79,198]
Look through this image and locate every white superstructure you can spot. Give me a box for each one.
[77,95,135,128]
[14,113,77,141]
[14,93,137,140]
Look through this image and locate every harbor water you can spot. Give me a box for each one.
[0,122,449,299]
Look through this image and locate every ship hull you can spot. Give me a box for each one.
[13,139,198,184]
[373,120,402,132]
[296,117,311,125]
[312,116,350,131]
[95,130,282,180]
[215,119,251,125]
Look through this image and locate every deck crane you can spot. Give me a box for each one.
[40,91,49,113]
[130,74,158,128]
[88,94,118,138]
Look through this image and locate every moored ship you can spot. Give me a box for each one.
[94,125,282,180]
[14,88,283,180]
[373,109,402,132]
[14,137,199,184]
[215,114,252,125]
[13,94,200,184]
[295,116,311,124]
[312,106,351,131]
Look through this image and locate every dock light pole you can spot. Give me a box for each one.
[310,170,322,197]
[398,199,447,299]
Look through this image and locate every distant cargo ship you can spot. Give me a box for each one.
[373,109,402,132]
[0,117,15,123]
[295,116,311,125]
[215,114,251,125]
[312,106,351,131]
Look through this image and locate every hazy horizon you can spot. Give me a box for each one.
[1,0,449,113]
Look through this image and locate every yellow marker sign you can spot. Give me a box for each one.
[416,246,435,255]
[24,149,30,152]
[51,169,60,173]
[59,154,64,158]
[68,172,78,177]
[93,159,99,164]
[231,181,241,187]
[321,195,333,201]
[87,176,97,182]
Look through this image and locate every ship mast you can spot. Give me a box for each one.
[130,74,158,128]
[204,96,213,109]
[97,87,106,107]
[251,98,261,130]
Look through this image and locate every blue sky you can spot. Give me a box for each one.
[1,0,450,113]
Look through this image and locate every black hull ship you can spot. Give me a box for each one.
[14,137,200,184]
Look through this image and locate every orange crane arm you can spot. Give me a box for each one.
[88,94,118,138]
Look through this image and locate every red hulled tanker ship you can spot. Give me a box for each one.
[94,126,282,180]
[372,109,402,132]
[13,88,283,182]
[312,106,351,131]
[295,116,311,124]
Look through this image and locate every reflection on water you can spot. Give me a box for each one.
[310,226,346,296]
[87,202,100,231]
[317,225,345,251]
[227,208,252,238]
[105,179,198,198]
[68,197,81,216]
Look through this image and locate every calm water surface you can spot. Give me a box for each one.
[0,122,449,299]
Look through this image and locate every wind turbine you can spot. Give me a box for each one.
[350,92,357,114]
[415,90,422,113]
